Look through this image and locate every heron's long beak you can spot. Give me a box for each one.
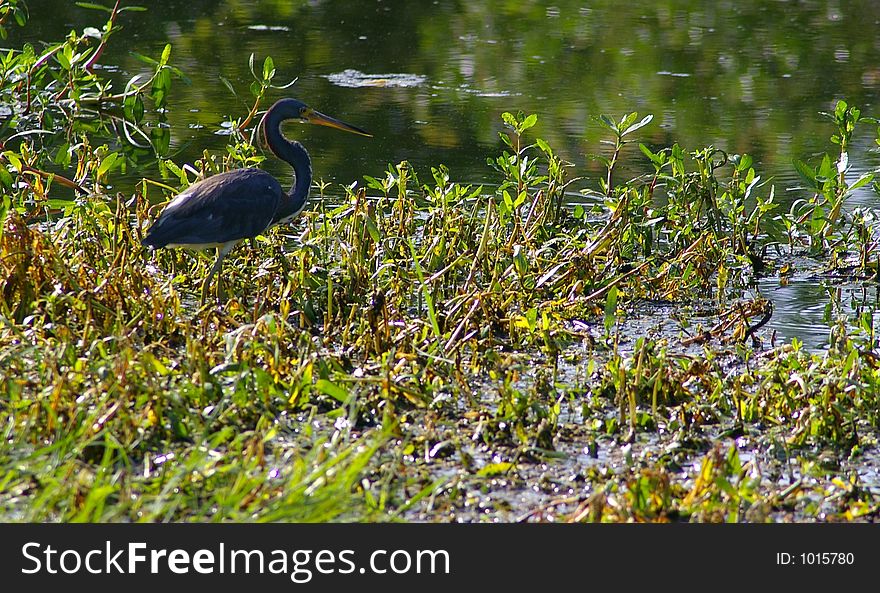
[305,108,372,137]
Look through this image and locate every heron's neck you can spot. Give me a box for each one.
[265,116,312,223]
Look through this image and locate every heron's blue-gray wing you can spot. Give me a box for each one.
[142,169,284,248]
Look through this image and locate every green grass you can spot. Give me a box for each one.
[3,7,880,522]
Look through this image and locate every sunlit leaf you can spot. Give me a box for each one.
[75,2,114,12]
[315,379,349,402]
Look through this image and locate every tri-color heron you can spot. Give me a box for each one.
[141,98,371,304]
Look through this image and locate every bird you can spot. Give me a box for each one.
[141,98,371,305]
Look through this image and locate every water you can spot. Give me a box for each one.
[758,275,880,350]
[8,0,880,346]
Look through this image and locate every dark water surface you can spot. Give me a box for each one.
[9,0,880,346]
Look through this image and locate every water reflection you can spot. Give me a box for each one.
[758,276,880,349]
[11,0,880,189]
[325,69,427,88]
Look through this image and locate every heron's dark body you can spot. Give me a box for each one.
[141,168,290,250]
[140,98,367,304]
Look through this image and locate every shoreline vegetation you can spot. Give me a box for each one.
[3,2,880,522]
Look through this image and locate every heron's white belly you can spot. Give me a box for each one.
[167,240,240,251]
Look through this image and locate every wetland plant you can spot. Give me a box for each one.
[3,5,880,523]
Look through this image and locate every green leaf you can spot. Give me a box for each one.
[477,462,513,477]
[142,351,170,376]
[408,240,442,339]
[597,114,616,132]
[621,114,653,137]
[151,127,171,157]
[129,51,158,66]
[75,2,114,12]
[262,55,275,81]
[53,143,71,167]
[0,194,9,240]
[56,50,70,70]
[619,112,638,130]
[3,151,22,172]
[761,217,788,244]
[521,113,538,131]
[159,44,171,67]
[364,215,380,242]
[512,244,528,277]
[0,167,14,189]
[123,94,144,123]
[97,152,119,178]
[848,172,874,193]
[603,285,619,332]
[161,159,187,184]
[363,175,383,190]
[502,190,514,210]
[151,68,171,108]
[680,261,694,285]
[792,159,817,187]
[591,154,611,168]
[818,154,834,179]
[639,143,656,160]
[315,379,349,402]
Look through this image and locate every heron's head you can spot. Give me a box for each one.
[270,98,372,137]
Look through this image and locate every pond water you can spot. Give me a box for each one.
[9,0,880,347]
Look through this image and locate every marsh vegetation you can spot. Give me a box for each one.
[2,1,880,522]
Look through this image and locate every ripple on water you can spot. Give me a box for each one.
[246,25,290,32]
[758,274,880,351]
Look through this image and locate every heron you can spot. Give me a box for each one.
[141,98,371,304]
